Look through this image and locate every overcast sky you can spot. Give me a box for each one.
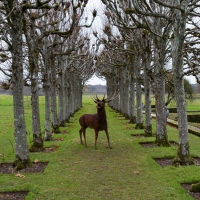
[87,75,106,85]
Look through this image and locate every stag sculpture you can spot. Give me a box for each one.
[79,93,117,149]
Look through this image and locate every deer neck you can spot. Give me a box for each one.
[97,108,107,122]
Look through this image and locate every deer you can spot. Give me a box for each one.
[79,93,118,149]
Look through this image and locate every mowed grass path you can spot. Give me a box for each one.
[0,95,200,199]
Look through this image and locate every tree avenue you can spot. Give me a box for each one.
[0,0,199,177]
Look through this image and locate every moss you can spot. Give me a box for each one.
[190,182,200,192]
[13,155,32,170]
[52,125,61,134]
[29,146,44,152]
[142,29,148,35]
[44,135,52,141]
[0,54,8,58]
[59,120,66,127]
[135,123,144,129]
[125,8,135,14]
[129,116,136,124]
[29,62,35,73]
[29,135,44,152]
[155,134,170,147]
[65,118,70,123]
[153,37,159,47]
[144,125,153,137]
[172,142,194,166]
[124,113,129,120]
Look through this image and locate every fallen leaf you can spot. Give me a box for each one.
[134,171,140,175]
[15,173,25,178]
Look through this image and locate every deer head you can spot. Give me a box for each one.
[91,92,118,105]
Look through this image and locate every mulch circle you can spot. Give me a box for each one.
[153,157,200,168]
[182,183,200,200]
[0,191,29,200]
[139,141,178,148]
[0,162,49,174]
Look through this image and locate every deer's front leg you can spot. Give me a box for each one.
[94,130,99,149]
[105,129,112,149]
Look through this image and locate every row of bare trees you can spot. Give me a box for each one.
[0,0,97,169]
[92,0,200,167]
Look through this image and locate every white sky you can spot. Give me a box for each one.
[86,75,196,85]
[87,74,106,85]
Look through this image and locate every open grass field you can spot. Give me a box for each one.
[0,95,200,199]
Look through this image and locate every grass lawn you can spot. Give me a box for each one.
[0,95,200,199]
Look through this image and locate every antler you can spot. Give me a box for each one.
[104,91,119,103]
[91,94,100,103]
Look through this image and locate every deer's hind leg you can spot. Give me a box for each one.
[82,128,88,148]
[79,128,83,145]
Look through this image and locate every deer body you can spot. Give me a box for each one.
[79,94,117,149]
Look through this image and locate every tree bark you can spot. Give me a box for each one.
[143,51,152,136]
[135,57,144,129]
[26,19,43,151]
[50,57,61,133]
[153,36,170,146]
[43,40,52,141]
[8,2,31,169]
[129,75,136,124]
[171,0,193,165]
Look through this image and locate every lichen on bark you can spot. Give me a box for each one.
[144,125,153,137]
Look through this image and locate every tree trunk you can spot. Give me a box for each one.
[50,57,60,133]
[43,41,52,141]
[58,61,66,127]
[9,3,31,169]
[135,58,144,129]
[153,36,170,146]
[143,35,152,136]
[129,75,136,124]
[27,19,43,152]
[171,0,193,166]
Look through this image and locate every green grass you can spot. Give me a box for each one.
[0,95,200,199]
